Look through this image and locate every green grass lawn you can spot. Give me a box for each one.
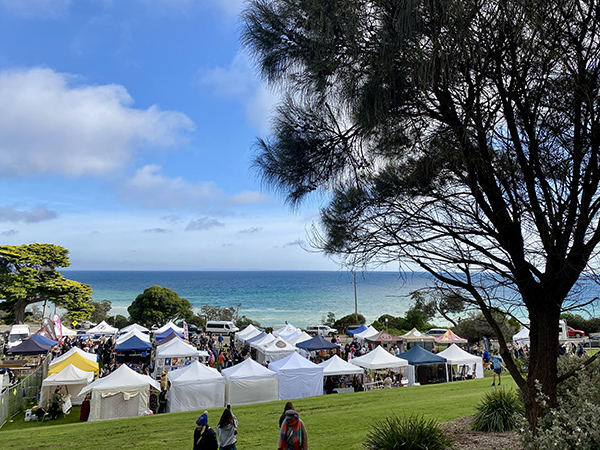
[1,371,516,450]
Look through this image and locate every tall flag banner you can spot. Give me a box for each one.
[41,317,57,340]
[53,314,63,340]
[183,321,189,341]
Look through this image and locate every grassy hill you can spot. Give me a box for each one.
[1,372,515,450]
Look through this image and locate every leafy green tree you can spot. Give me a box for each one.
[90,300,112,324]
[333,313,366,332]
[128,285,193,326]
[107,314,129,329]
[322,311,336,327]
[0,244,93,324]
[199,305,237,321]
[456,312,520,343]
[236,315,261,328]
[242,0,600,428]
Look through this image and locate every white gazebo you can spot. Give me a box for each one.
[78,364,160,421]
[40,363,94,406]
[167,361,225,412]
[350,345,409,370]
[437,344,484,379]
[154,321,184,334]
[221,358,279,406]
[87,321,119,335]
[269,352,324,400]
[256,337,297,364]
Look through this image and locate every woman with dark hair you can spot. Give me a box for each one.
[278,401,295,427]
[278,409,308,450]
[216,406,238,450]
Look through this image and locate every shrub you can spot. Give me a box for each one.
[363,413,455,450]
[521,356,600,450]
[472,388,523,432]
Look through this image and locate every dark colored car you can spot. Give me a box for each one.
[580,337,600,348]
[567,326,585,338]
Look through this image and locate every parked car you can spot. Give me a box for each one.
[567,326,585,338]
[306,325,338,337]
[425,328,447,337]
[580,337,600,348]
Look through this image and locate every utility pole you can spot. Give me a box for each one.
[353,272,358,319]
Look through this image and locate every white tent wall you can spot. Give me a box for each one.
[276,369,323,400]
[89,386,150,421]
[40,381,89,407]
[437,344,484,379]
[225,377,279,406]
[168,380,225,412]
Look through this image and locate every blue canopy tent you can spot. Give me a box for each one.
[154,328,185,341]
[346,324,367,336]
[399,345,448,386]
[6,336,52,356]
[154,330,182,347]
[115,335,153,353]
[296,334,340,351]
[30,333,58,348]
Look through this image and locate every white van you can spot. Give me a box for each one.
[7,324,30,349]
[205,321,239,335]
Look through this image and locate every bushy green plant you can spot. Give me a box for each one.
[522,356,600,450]
[363,413,455,450]
[472,388,523,432]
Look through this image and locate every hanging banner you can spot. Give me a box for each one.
[53,314,63,340]
[183,321,189,341]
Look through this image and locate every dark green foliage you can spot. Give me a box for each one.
[90,300,112,323]
[472,389,523,432]
[127,285,193,326]
[333,313,366,331]
[107,314,129,329]
[363,413,455,450]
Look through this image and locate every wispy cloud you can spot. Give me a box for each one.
[197,52,279,135]
[119,164,221,208]
[0,205,58,223]
[1,229,18,236]
[0,68,194,177]
[238,227,263,234]
[185,218,225,231]
[282,239,306,248]
[143,228,169,233]
[229,191,269,205]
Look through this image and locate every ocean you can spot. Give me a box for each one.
[63,270,436,328]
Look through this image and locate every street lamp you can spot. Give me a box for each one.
[385,318,388,332]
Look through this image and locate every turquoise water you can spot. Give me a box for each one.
[63,270,436,327]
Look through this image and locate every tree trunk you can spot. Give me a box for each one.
[523,301,561,430]
[14,298,33,324]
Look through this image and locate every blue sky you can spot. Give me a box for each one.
[0,0,340,271]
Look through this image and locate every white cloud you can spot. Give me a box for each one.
[197,52,279,135]
[119,164,222,208]
[1,230,18,236]
[238,227,263,234]
[229,191,269,205]
[0,67,194,177]
[0,205,58,223]
[0,0,70,18]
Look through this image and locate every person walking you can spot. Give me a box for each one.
[278,409,308,450]
[490,352,506,386]
[157,387,168,414]
[194,411,218,450]
[216,406,238,450]
[50,387,62,420]
[278,401,295,428]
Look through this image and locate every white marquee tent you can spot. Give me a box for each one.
[236,324,262,343]
[319,355,364,376]
[49,347,97,368]
[268,352,323,400]
[249,333,276,349]
[116,329,151,345]
[40,363,94,407]
[354,325,380,341]
[78,364,160,421]
[154,338,200,376]
[167,361,225,412]
[87,321,119,335]
[155,321,184,334]
[55,325,77,337]
[287,331,312,346]
[119,323,150,335]
[512,327,530,347]
[350,345,409,370]
[221,358,279,406]
[256,337,297,364]
[437,344,484,379]
[272,323,298,338]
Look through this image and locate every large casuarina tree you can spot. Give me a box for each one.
[241,0,600,429]
[0,243,93,324]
